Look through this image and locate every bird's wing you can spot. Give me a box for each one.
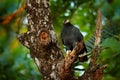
[61,37,65,45]
[61,30,65,45]
[72,26,83,41]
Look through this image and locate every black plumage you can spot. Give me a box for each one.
[61,20,88,62]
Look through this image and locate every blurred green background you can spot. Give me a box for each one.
[0,0,120,80]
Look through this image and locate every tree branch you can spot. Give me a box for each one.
[1,3,26,25]
[94,9,102,47]
[91,9,102,65]
[58,41,84,80]
[79,9,107,80]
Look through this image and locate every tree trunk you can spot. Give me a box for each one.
[18,0,107,80]
[18,0,64,79]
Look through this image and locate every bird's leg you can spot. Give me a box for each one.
[66,50,73,58]
[66,50,71,54]
[66,46,72,55]
[66,50,74,57]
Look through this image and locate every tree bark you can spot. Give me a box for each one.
[18,0,64,80]
[18,0,107,80]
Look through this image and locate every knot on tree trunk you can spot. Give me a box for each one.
[38,29,50,47]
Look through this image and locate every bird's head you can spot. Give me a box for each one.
[64,19,69,23]
[63,19,70,25]
[63,19,72,27]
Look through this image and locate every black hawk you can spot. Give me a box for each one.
[61,20,88,62]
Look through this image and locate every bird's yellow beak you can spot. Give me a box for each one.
[65,19,69,24]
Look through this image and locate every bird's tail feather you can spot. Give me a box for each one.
[78,52,88,62]
[78,44,88,62]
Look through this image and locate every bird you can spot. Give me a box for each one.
[61,19,88,62]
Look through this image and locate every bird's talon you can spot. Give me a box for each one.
[66,50,71,54]
[69,51,73,56]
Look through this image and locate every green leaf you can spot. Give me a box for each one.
[101,38,120,52]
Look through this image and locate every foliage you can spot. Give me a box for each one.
[0,1,41,80]
[0,0,120,80]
